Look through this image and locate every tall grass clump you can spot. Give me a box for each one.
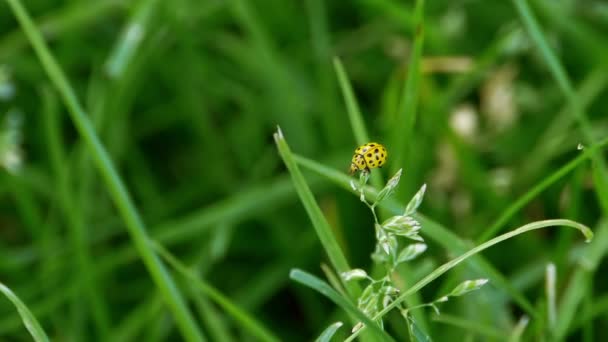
[2,0,608,340]
[276,126,593,341]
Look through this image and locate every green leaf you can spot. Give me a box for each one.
[397,243,427,263]
[289,269,394,342]
[403,312,431,342]
[379,234,398,256]
[0,283,50,342]
[404,184,427,216]
[389,0,425,175]
[315,322,343,342]
[374,169,403,205]
[274,127,359,297]
[333,57,383,190]
[358,284,376,308]
[449,279,489,297]
[341,269,368,282]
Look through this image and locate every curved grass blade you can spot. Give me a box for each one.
[0,283,50,342]
[315,322,343,342]
[290,269,393,342]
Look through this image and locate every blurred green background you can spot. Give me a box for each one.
[1,0,608,340]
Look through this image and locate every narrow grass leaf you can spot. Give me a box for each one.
[546,263,557,331]
[320,263,347,297]
[0,283,50,342]
[406,316,431,342]
[290,269,393,342]
[333,57,384,190]
[390,0,425,175]
[508,315,530,342]
[274,127,359,297]
[105,0,159,78]
[555,219,608,339]
[333,57,368,145]
[315,322,343,342]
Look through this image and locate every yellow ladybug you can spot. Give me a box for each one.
[349,142,388,175]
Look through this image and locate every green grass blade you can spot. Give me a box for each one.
[333,57,385,191]
[508,316,530,342]
[315,322,344,342]
[306,0,343,148]
[348,219,592,340]
[41,87,110,337]
[152,241,281,342]
[546,263,557,333]
[512,0,608,214]
[478,136,608,242]
[0,283,50,342]
[390,0,424,176]
[290,269,394,342]
[5,1,204,341]
[105,0,159,78]
[274,127,359,297]
[555,219,608,339]
[333,57,369,146]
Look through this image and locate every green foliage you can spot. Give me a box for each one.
[1,0,608,340]
[0,283,49,342]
